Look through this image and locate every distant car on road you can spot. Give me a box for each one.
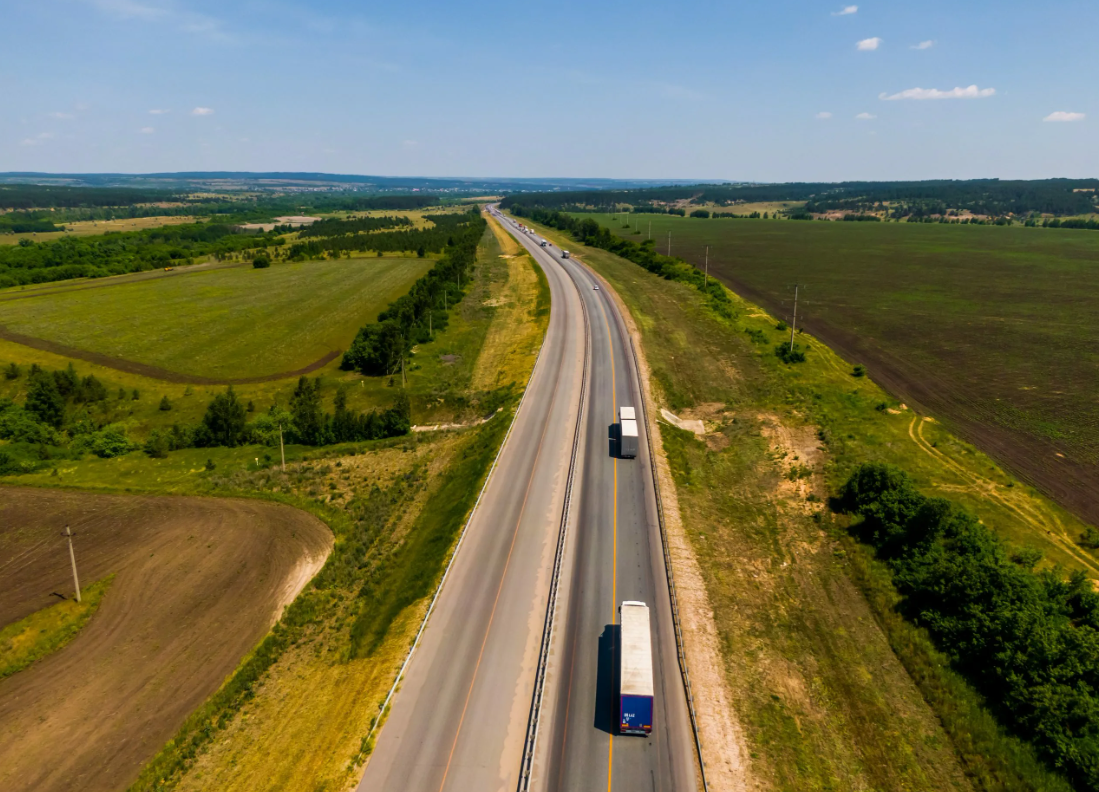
[540,240,548,247]
[562,250,571,259]
[593,285,600,290]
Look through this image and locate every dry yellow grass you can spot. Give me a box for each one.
[173,604,425,792]
[470,216,548,391]
[0,215,199,245]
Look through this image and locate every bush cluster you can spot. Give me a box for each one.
[841,463,1099,789]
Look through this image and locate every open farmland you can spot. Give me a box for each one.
[584,212,1099,526]
[0,486,332,792]
[0,256,431,381]
[0,215,202,245]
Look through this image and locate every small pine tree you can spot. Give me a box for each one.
[159,396,172,411]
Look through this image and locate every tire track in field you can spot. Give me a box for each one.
[0,323,341,384]
[907,416,1099,574]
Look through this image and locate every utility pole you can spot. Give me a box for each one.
[64,525,81,603]
[704,245,709,290]
[279,424,285,472]
[790,284,800,351]
[668,231,672,257]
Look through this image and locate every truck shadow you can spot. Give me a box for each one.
[593,624,620,735]
[607,423,620,458]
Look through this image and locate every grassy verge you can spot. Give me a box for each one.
[0,576,113,679]
[518,213,1078,791]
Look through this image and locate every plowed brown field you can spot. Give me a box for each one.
[0,487,332,792]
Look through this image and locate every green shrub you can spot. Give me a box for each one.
[775,343,807,364]
[852,364,867,377]
[841,463,1099,789]
[252,254,271,269]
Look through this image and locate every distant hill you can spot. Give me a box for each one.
[0,172,727,195]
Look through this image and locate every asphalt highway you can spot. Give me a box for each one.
[358,210,697,791]
[358,212,586,792]
[503,219,699,792]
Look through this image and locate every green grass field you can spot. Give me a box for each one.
[585,212,1099,526]
[0,257,432,380]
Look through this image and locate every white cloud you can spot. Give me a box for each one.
[49,112,75,120]
[911,40,935,50]
[191,107,214,116]
[832,5,858,15]
[857,37,882,51]
[855,112,876,120]
[88,0,168,21]
[139,126,155,134]
[653,80,708,102]
[816,111,833,119]
[880,85,996,100]
[20,132,56,146]
[1044,111,1085,123]
[85,0,229,41]
[149,108,170,115]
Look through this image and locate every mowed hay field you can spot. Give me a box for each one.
[0,256,431,381]
[588,213,1099,525]
[0,486,332,792]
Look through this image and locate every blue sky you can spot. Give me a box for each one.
[2,0,1096,180]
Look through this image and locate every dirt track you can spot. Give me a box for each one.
[0,486,332,792]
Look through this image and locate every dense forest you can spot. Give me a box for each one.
[842,463,1099,790]
[342,210,486,377]
[499,179,1099,218]
[0,221,283,288]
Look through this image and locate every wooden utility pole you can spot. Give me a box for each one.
[790,284,800,351]
[279,424,286,472]
[704,245,710,290]
[64,525,81,603]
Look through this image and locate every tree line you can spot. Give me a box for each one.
[509,205,734,318]
[0,221,285,288]
[842,463,1099,790]
[341,210,486,376]
[287,210,479,261]
[145,378,410,457]
[0,360,414,474]
[296,214,412,239]
[500,179,1099,219]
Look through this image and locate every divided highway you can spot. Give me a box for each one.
[358,209,697,791]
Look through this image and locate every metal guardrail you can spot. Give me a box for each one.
[503,209,710,791]
[620,301,711,792]
[625,328,710,791]
[516,244,592,792]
